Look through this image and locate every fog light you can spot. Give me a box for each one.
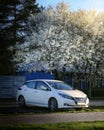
[64,103,69,106]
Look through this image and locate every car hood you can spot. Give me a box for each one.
[58,89,86,98]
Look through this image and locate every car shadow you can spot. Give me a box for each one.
[0,106,76,114]
[0,106,50,114]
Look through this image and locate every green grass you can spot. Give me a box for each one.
[0,121,104,130]
[0,106,104,116]
[57,107,104,113]
[78,106,104,112]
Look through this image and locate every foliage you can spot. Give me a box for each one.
[0,0,40,74]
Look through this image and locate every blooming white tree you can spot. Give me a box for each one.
[10,2,104,90]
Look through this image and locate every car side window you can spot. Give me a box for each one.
[36,81,49,90]
[26,81,36,89]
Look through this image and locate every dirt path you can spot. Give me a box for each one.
[0,112,104,125]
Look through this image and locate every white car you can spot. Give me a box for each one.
[16,79,89,111]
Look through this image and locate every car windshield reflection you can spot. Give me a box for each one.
[47,81,73,90]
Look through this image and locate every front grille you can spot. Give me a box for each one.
[74,97,87,103]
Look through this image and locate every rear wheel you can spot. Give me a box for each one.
[18,96,25,107]
[49,98,58,112]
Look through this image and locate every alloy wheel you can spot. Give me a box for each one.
[18,96,25,107]
[49,98,58,112]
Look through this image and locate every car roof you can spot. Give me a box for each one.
[26,79,62,83]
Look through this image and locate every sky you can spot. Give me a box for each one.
[37,0,104,11]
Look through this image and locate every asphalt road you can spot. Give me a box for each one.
[0,99,104,125]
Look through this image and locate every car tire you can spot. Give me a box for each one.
[49,98,58,112]
[18,96,25,107]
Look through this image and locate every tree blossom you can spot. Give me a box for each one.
[11,2,103,83]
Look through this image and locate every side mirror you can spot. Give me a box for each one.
[41,86,51,91]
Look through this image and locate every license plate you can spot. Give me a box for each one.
[77,102,85,105]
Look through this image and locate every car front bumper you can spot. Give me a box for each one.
[58,97,89,109]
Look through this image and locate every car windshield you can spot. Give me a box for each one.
[47,81,73,90]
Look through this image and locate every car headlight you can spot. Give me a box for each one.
[59,93,72,99]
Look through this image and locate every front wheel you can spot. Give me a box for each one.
[49,98,58,112]
[18,96,25,107]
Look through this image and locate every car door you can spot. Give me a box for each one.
[34,81,51,106]
[25,81,37,104]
